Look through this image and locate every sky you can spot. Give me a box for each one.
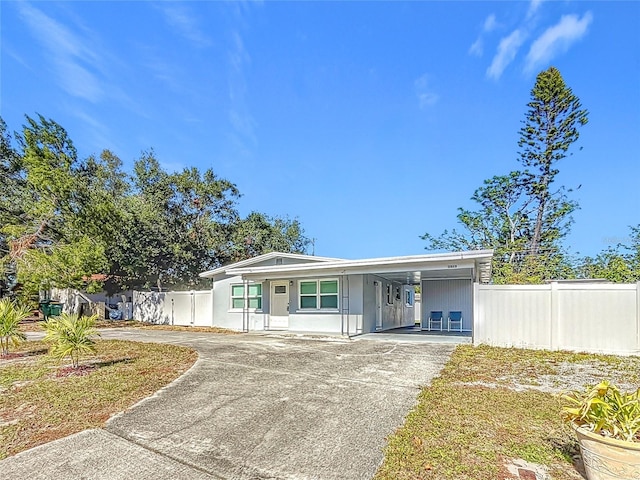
[2,0,639,261]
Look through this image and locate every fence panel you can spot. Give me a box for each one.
[475,285,551,349]
[193,291,213,326]
[475,283,640,356]
[133,292,169,324]
[556,285,637,354]
[133,290,213,326]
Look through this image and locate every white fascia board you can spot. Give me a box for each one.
[199,252,342,278]
[240,262,477,281]
[228,250,492,277]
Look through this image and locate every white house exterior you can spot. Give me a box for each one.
[199,250,494,335]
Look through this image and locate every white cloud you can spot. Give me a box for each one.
[68,107,119,152]
[17,2,105,102]
[527,0,544,20]
[525,12,593,72]
[484,14,498,32]
[469,38,483,57]
[469,13,498,57]
[157,4,212,48]
[414,74,439,109]
[227,29,256,150]
[487,29,526,80]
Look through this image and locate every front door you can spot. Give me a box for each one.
[375,281,383,330]
[270,282,289,329]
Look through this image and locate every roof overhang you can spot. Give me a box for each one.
[199,252,341,279]
[225,250,494,284]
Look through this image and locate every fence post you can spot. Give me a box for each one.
[550,282,559,351]
[472,282,479,345]
[211,285,215,327]
[636,282,640,354]
[190,291,195,325]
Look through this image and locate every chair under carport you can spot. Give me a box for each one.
[427,310,444,331]
[447,311,463,332]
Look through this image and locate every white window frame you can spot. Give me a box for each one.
[405,289,414,307]
[230,283,262,311]
[386,284,393,305]
[298,278,339,311]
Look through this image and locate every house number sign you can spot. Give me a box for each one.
[447,264,458,269]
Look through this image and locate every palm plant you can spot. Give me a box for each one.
[0,298,30,355]
[43,313,100,368]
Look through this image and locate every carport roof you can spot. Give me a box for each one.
[202,250,493,284]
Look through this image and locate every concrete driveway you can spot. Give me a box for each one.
[2,329,455,480]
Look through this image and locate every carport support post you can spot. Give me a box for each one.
[242,278,249,333]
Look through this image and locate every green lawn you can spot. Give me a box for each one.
[0,339,197,459]
[375,344,640,480]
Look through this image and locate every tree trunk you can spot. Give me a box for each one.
[531,200,546,256]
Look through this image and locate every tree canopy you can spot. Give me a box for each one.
[577,225,640,283]
[0,115,310,299]
[422,67,590,283]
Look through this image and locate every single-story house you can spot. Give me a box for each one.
[199,250,493,335]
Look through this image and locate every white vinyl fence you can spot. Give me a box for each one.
[133,290,212,327]
[474,282,640,356]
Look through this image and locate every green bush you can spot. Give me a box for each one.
[562,381,640,443]
[43,313,101,368]
[0,298,30,355]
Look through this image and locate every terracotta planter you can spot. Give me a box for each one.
[574,426,640,480]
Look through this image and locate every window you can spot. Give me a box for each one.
[299,279,338,310]
[405,290,414,306]
[386,284,393,305]
[230,283,262,310]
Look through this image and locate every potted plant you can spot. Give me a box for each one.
[561,381,640,480]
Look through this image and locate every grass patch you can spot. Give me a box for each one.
[20,319,238,334]
[0,339,197,459]
[375,344,640,480]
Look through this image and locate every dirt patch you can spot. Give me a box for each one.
[54,365,97,378]
[1,353,29,361]
[457,359,638,395]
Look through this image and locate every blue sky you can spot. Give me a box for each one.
[2,1,639,260]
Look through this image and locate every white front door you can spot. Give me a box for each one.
[270,282,289,329]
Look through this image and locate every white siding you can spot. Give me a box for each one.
[212,276,265,331]
[422,279,473,331]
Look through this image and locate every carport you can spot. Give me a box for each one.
[224,250,493,337]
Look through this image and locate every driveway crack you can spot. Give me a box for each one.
[105,428,228,480]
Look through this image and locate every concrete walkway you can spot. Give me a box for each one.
[2,329,455,480]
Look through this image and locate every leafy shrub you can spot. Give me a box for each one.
[43,313,100,368]
[0,298,30,355]
[561,381,640,443]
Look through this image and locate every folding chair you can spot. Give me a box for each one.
[448,311,463,332]
[428,311,443,331]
